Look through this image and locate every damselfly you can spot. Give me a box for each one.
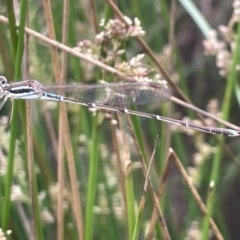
[0,76,239,137]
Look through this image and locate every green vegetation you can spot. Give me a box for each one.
[0,0,240,239]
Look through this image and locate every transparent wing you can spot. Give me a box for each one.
[44,82,171,107]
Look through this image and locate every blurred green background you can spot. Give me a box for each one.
[0,0,240,239]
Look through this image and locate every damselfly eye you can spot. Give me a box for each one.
[0,76,7,85]
[0,76,7,99]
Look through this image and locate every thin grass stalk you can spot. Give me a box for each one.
[26,101,39,239]
[0,25,12,74]
[125,117,171,240]
[97,154,120,239]
[61,0,69,78]
[85,114,100,240]
[2,106,18,231]
[132,139,157,240]
[202,19,240,240]
[2,0,27,231]
[146,150,172,240]
[25,78,39,238]
[43,110,58,158]
[41,2,64,239]
[110,121,127,213]
[57,1,69,239]
[84,4,101,239]
[41,0,61,77]
[32,133,54,184]
[157,0,175,160]
[125,166,135,238]
[147,186,171,240]
[170,148,224,240]
[129,112,148,160]
[24,12,43,240]
[89,0,99,33]
[116,114,136,239]
[160,0,174,157]
[31,166,44,240]
[159,103,172,169]
[57,105,65,240]
[4,0,18,55]
[62,106,84,239]
[125,163,136,240]
[131,186,145,240]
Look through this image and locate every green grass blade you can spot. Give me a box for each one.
[178,0,212,38]
[2,0,26,230]
[85,114,100,240]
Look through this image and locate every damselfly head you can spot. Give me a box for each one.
[0,76,7,85]
[0,76,8,98]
